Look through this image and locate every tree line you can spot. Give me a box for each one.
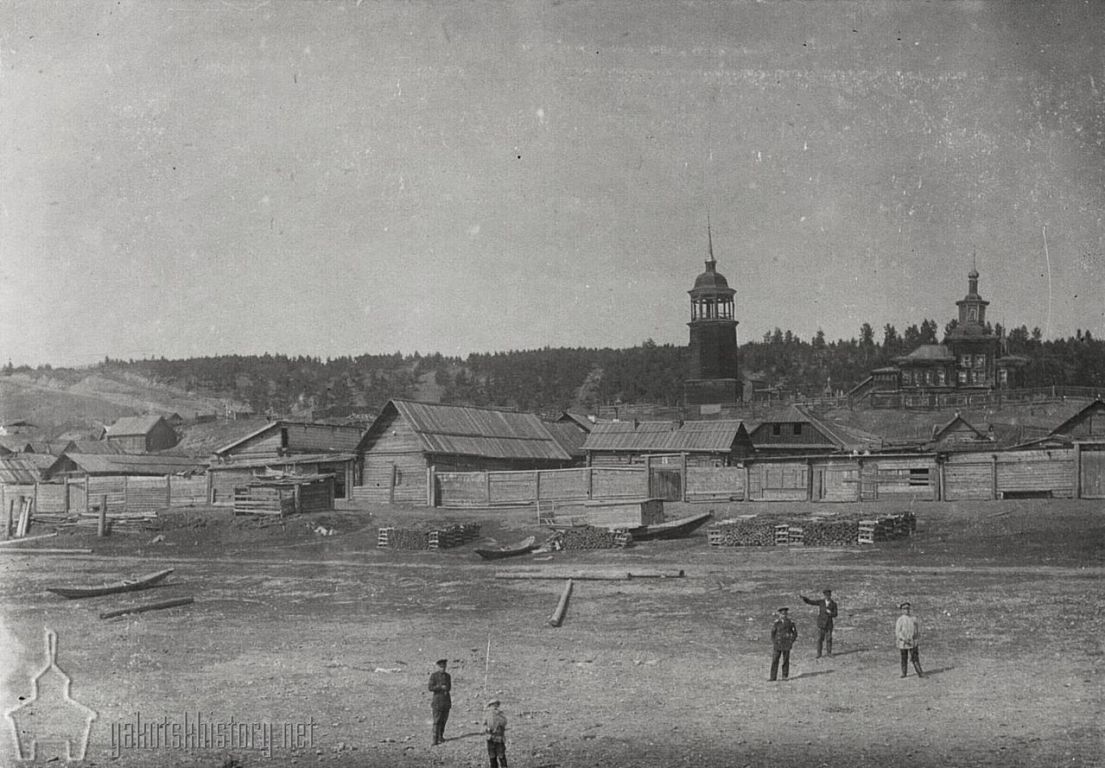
[3,324,1102,418]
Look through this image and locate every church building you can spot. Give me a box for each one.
[868,267,1027,396]
[684,230,742,410]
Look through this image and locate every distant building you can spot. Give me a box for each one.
[582,419,754,467]
[857,267,1028,401]
[105,415,179,453]
[684,228,742,411]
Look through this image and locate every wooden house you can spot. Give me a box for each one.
[749,406,880,456]
[105,415,179,453]
[354,400,573,505]
[1048,398,1105,441]
[583,419,754,467]
[927,414,992,451]
[212,420,365,460]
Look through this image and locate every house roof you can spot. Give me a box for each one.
[366,400,572,462]
[544,421,589,458]
[1049,398,1105,437]
[896,344,955,363]
[749,406,882,452]
[0,454,59,484]
[208,452,356,471]
[931,414,987,443]
[582,419,749,453]
[557,412,596,432]
[213,420,365,456]
[106,415,169,437]
[64,440,124,455]
[58,453,207,476]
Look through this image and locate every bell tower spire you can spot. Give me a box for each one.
[685,222,741,409]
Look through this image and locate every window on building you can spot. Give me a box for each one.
[793,424,803,436]
[936,368,946,385]
[975,354,987,369]
[958,370,968,384]
[772,424,781,436]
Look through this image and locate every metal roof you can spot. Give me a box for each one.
[106,415,169,436]
[0,454,59,484]
[59,453,207,476]
[896,344,956,363]
[380,400,571,461]
[213,420,365,456]
[583,419,748,453]
[208,452,357,471]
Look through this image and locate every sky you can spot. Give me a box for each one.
[1,0,1103,367]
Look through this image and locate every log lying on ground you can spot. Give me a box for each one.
[0,532,59,546]
[547,579,573,627]
[100,597,194,620]
[495,568,685,581]
[0,547,94,555]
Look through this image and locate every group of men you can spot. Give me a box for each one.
[770,589,924,681]
[428,592,924,766]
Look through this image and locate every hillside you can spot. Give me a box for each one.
[0,370,247,436]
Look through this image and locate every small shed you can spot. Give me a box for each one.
[928,414,991,451]
[207,452,357,503]
[749,406,880,456]
[583,419,754,467]
[105,415,179,453]
[233,473,335,516]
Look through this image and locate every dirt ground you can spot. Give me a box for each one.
[1,498,1102,768]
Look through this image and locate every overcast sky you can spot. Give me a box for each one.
[1,1,1102,367]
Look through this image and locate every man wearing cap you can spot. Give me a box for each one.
[769,607,798,681]
[428,658,452,745]
[895,602,924,678]
[482,698,508,768]
[800,588,839,658]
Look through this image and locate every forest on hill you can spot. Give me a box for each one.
[5,322,1103,419]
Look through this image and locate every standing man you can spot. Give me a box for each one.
[428,658,452,745]
[895,602,924,678]
[800,588,839,658]
[483,698,508,768]
[769,607,798,681]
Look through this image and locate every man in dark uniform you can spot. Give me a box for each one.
[800,588,839,658]
[428,658,452,745]
[769,607,798,681]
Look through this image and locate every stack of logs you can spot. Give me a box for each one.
[709,513,914,548]
[858,512,915,544]
[549,525,633,550]
[377,523,482,550]
[707,518,778,547]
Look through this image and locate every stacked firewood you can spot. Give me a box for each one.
[801,519,862,547]
[376,523,482,550]
[549,525,633,550]
[707,518,779,547]
[858,513,915,544]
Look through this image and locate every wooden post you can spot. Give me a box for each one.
[991,454,999,500]
[644,454,653,498]
[388,464,397,504]
[98,494,108,537]
[64,478,71,514]
[681,453,688,503]
[293,483,301,515]
[206,472,214,504]
[6,499,14,539]
[85,476,90,516]
[33,483,39,518]
[427,464,436,508]
[166,475,172,508]
[123,475,129,516]
[14,496,25,538]
[586,466,593,500]
[1073,442,1082,499]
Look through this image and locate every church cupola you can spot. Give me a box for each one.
[955,266,989,328]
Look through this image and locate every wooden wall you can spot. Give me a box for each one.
[748,461,809,501]
[685,466,745,501]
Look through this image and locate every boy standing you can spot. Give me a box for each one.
[483,698,508,768]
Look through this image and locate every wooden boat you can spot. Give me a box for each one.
[625,512,714,542]
[46,568,174,599]
[475,536,538,561]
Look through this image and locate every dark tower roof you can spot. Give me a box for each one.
[689,225,735,297]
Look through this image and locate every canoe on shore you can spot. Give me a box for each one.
[46,568,175,599]
[625,512,714,542]
[475,536,538,561]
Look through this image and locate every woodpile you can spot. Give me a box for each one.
[707,518,778,547]
[801,519,861,547]
[710,512,915,547]
[858,512,915,544]
[548,525,633,550]
[376,523,482,550]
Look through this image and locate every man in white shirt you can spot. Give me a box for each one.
[895,602,924,678]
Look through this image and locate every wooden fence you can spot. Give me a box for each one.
[434,466,647,508]
[0,476,209,523]
[429,446,1087,507]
